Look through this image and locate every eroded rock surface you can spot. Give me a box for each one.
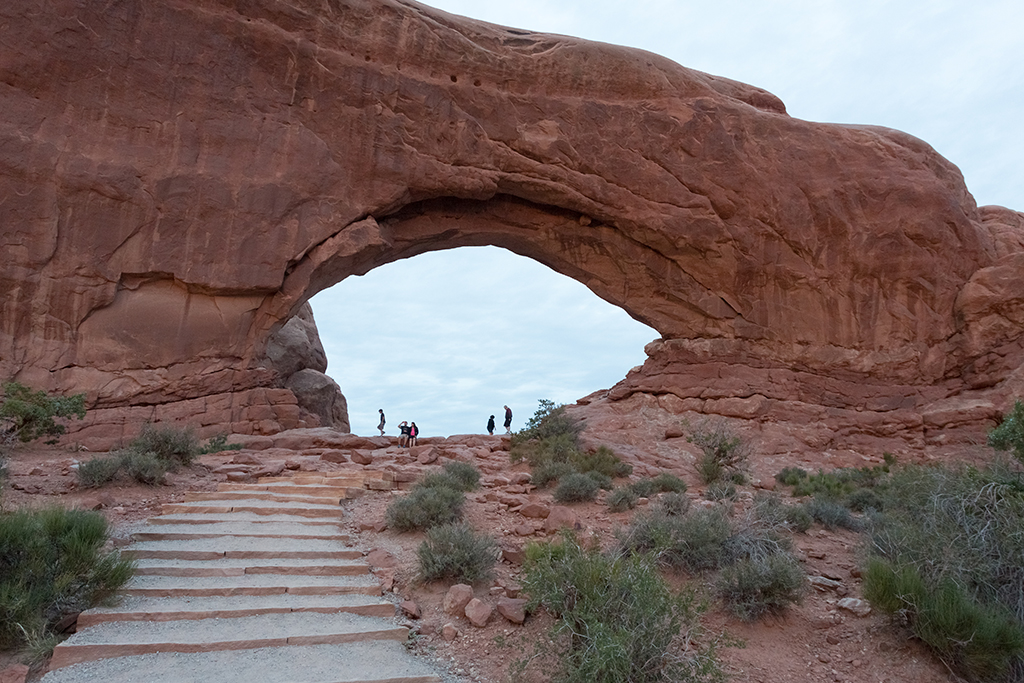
[1,0,1022,452]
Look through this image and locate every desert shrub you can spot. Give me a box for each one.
[774,467,808,486]
[752,492,811,533]
[572,445,632,479]
[415,466,479,493]
[77,456,125,488]
[630,478,657,498]
[802,497,861,531]
[0,382,86,444]
[385,485,465,532]
[510,400,583,465]
[704,480,736,501]
[518,532,726,683]
[129,423,199,469]
[652,473,688,493]
[864,558,1024,682]
[656,492,691,517]
[440,461,481,491]
[584,470,614,490]
[0,507,134,651]
[989,399,1024,466]
[533,460,575,488]
[845,487,884,512]
[198,433,243,454]
[864,461,1024,680]
[416,523,498,584]
[554,472,600,503]
[618,507,732,573]
[717,553,805,621]
[687,418,749,484]
[119,450,168,485]
[607,486,640,512]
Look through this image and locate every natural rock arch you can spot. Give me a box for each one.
[1,0,1022,452]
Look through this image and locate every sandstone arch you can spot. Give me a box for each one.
[1,0,1022,452]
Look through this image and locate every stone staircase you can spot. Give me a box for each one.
[41,471,442,683]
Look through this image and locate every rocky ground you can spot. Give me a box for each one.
[0,428,959,683]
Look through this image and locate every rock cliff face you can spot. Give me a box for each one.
[1,0,1021,451]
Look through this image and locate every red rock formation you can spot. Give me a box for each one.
[0,0,1021,452]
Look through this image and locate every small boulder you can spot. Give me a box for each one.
[464,598,492,627]
[442,623,459,641]
[400,600,421,619]
[350,450,373,465]
[837,597,872,617]
[519,503,550,519]
[443,584,475,616]
[497,597,527,624]
[544,506,580,533]
[320,449,348,463]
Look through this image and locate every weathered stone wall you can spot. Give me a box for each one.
[0,0,1021,451]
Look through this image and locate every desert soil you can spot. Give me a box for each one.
[1,440,953,683]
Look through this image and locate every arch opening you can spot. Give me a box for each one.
[308,246,657,437]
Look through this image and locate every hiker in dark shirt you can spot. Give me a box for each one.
[409,422,419,447]
[377,409,386,436]
[503,405,512,434]
[398,421,410,447]
[487,415,495,435]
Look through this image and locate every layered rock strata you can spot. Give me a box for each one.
[0,0,1021,451]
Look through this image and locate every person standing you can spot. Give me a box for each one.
[503,405,513,434]
[486,415,495,435]
[409,421,419,447]
[377,409,386,437]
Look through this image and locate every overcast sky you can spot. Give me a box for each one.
[311,0,1023,437]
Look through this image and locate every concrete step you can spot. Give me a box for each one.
[185,490,350,505]
[133,556,370,577]
[146,513,346,529]
[126,537,361,560]
[218,482,361,496]
[40,641,442,683]
[122,574,382,598]
[78,593,396,626]
[49,612,409,668]
[161,499,342,519]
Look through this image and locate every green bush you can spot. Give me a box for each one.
[774,467,808,486]
[0,507,134,651]
[656,492,690,517]
[989,399,1024,466]
[802,497,861,531]
[704,480,736,501]
[0,382,86,444]
[607,486,640,513]
[198,433,243,454]
[652,473,688,493]
[864,558,1024,682]
[618,508,732,573]
[717,553,805,621]
[130,423,199,469]
[385,485,465,532]
[533,460,576,488]
[440,461,481,491]
[630,478,657,498]
[554,472,600,503]
[863,461,1024,681]
[585,470,614,490]
[119,450,168,485]
[687,419,749,484]
[518,532,726,683]
[752,492,811,533]
[572,446,632,479]
[77,456,125,488]
[416,523,498,584]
